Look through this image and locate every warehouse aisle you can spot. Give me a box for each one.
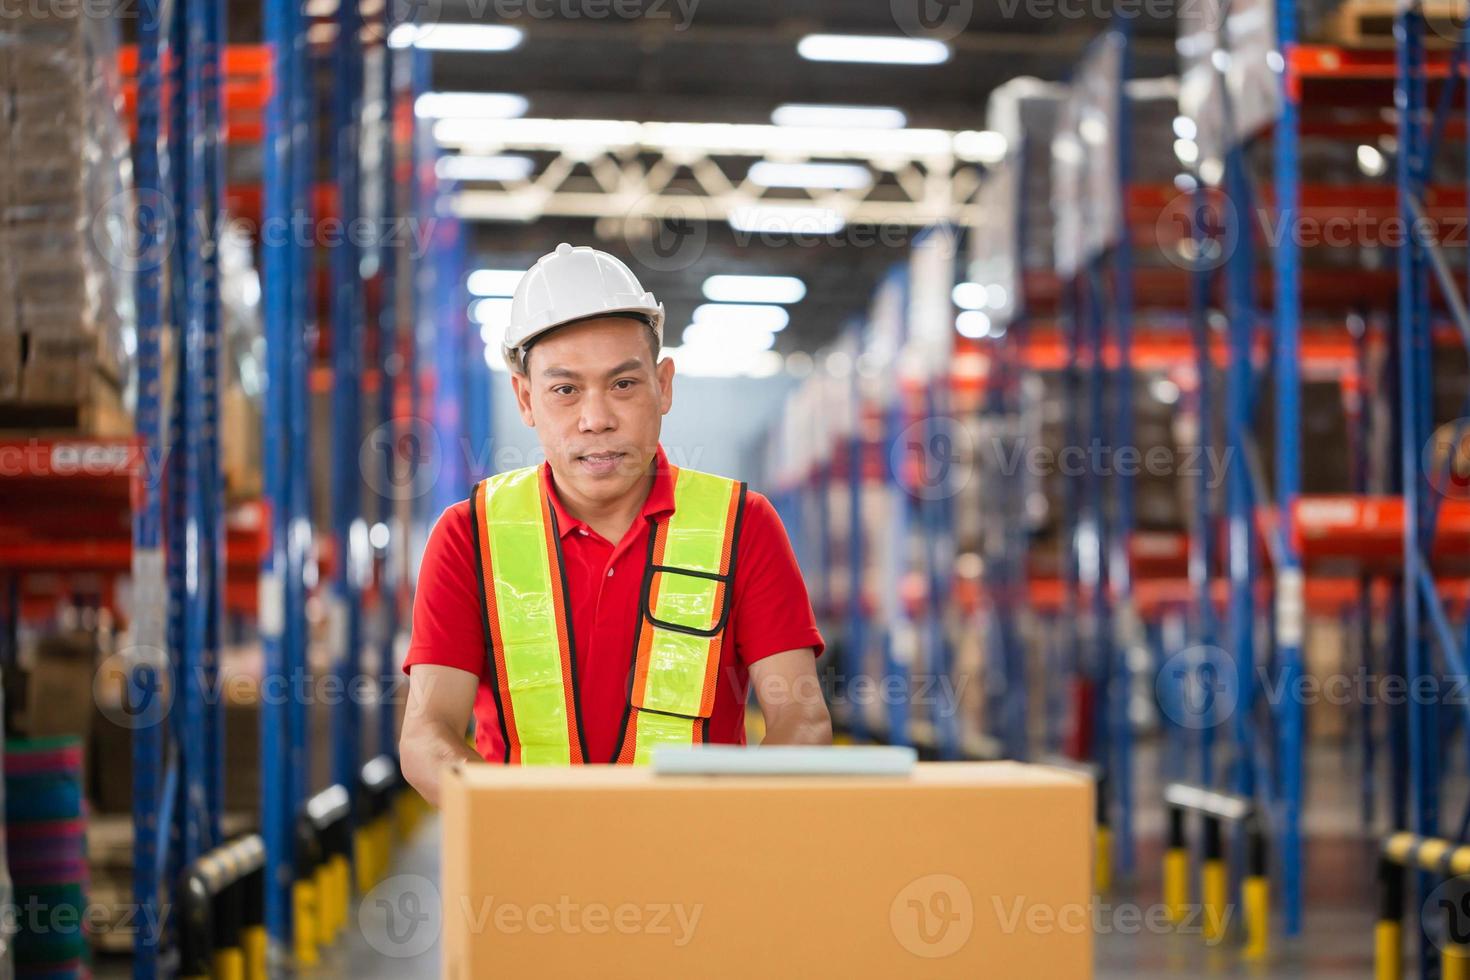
[311,819,443,980]
[1093,836,1376,978]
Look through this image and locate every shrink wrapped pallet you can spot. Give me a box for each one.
[0,3,135,430]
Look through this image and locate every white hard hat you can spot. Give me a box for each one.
[503,243,665,371]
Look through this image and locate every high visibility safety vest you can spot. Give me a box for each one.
[469,464,747,765]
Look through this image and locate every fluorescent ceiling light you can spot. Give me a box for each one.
[956,310,992,339]
[470,297,513,325]
[797,33,950,66]
[433,117,955,159]
[415,92,529,120]
[1052,135,1084,167]
[681,321,778,351]
[771,103,907,129]
[728,205,844,236]
[436,154,535,183]
[952,282,988,311]
[1173,115,1198,141]
[389,23,524,51]
[785,351,814,377]
[467,269,524,298]
[1079,114,1108,147]
[693,303,791,332]
[1357,144,1387,178]
[664,345,783,379]
[1150,378,1181,405]
[747,161,871,190]
[702,275,807,305]
[953,130,1008,164]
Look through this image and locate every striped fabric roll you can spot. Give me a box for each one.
[5,737,89,980]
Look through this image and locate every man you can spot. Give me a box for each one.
[401,243,831,805]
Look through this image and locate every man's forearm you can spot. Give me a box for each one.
[402,722,482,807]
[760,706,834,746]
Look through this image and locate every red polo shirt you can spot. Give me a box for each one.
[404,446,824,763]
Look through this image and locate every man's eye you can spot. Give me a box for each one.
[553,385,576,396]
[614,379,636,390]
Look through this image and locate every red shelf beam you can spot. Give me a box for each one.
[1292,495,1470,567]
[119,45,271,143]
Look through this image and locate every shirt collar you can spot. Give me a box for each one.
[541,445,677,539]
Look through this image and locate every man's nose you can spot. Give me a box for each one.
[578,389,617,433]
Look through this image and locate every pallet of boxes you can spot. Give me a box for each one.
[0,8,134,436]
[1317,0,1468,47]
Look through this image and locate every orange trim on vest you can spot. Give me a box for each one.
[629,518,669,711]
[474,481,521,764]
[697,483,742,717]
[538,474,585,764]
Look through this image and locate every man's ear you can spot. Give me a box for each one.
[510,370,536,427]
[656,353,675,416]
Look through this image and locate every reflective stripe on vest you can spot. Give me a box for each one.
[470,466,585,765]
[470,464,745,765]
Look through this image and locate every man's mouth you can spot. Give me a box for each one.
[575,451,627,474]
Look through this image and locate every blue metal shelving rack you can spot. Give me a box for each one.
[1054,27,1139,881]
[1174,1,1301,937]
[841,324,871,745]
[258,0,307,952]
[128,2,170,975]
[973,181,1033,764]
[1271,0,1307,938]
[1394,4,1470,974]
[373,21,405,761]
[330,0,368,807]
[130,0,232,971]
[118,0,464,968]
[877,269,915,751]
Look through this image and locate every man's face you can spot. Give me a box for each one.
[510,316,674,505]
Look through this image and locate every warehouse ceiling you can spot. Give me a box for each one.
[423,1,1183,356]
[221,3,1183,357]
[429,0,1180,130]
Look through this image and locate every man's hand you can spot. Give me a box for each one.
[747,648,833,746]
[399,664,482,807]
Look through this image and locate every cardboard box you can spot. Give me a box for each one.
[440,762,1093,978]
[17,631,97,741]
[223,383,263,501]
[0,329,20,399]
[18,329,95,402]
[89,650,342,813]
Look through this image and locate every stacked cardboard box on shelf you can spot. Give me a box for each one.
[1315,0,1468,47]
[0,9,133,431]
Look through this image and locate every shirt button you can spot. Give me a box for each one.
[578,528,588,536]
[607,568,614,577]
